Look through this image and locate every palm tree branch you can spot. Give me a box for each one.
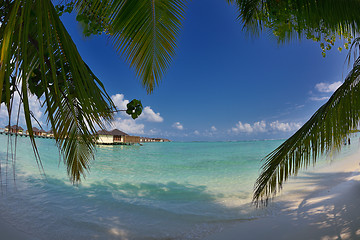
[253,60,360,205]
[232,0,360,43]
[74,0,187,93]
[1,0,115,183]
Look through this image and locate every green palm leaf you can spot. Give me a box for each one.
[1,0,115,182]
[230,0,360,42]
[226,0,360,206]
[74,0,187,93]
[253,44,360,205]
[1,0,186,182]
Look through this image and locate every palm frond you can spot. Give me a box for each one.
[74,0,187,93]
[1,0,115,183]
[253,48,360,205]
[232,0,360,42]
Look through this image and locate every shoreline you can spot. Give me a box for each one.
[205,146,360,240]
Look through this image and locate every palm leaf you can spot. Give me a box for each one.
[74,0,187,93]
[231,0,360,42]
[1,0,115,183]
[226,0,360,206]
[253,44,360,205]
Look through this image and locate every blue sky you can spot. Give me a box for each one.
[0,0,351,141]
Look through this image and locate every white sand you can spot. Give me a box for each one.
[205,147,360,240]
[0,216,38,240]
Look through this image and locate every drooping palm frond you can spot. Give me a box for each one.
[1,0,115,182]
[230,0,360,42]
[253,40,360,205]
[226,0,360,205]
[74,0,187,93]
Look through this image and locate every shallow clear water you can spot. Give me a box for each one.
[0,134,357,239]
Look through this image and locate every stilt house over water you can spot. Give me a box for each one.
[5,125,24,134]
[96,129,140,145]
[26,127,47,136]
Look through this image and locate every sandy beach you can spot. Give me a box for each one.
[206,147,360,240]
[0,216,38,240]
[1,146,360,240]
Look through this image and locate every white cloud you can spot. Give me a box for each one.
[111,118,144,134]
[309,96,329,101]
[315,81,342,93]
[269,121,301,132]
[138,106,163,122]
[231,120,301,134]
[310,81,341,102]
[210,126,217,131]
[232,121,266,133]
[194,130,200,135]
[111,94,163,123]
[0,93,45,129]
[172,122,184,130]
[253,121,267,132]
[108,93,164,135]
[232,121,254,133]
[111,94,129,111]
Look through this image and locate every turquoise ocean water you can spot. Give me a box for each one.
[0,134,357,239]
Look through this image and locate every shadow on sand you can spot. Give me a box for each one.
[206,170,360,240]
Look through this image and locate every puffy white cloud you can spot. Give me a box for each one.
[108,93,164,135]
[210,126,217,131]
[172,122,184,130]
[194,130,200,135]
[138,106,163,122]
[269,121,301,132]
[111,118,145,134]
[309,96,329,101]
[232,122,254,133]
[231,120,301,134]
[315,81,342,93]
[232,121,266,133]
[253,121,267,132]
[111,94,163,123]
[310,81,341,101]
[111,94,129,111]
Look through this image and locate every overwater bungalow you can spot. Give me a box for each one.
[38,129,47,137]
[96,129,140,145]
[47,130,54,138]
[26,127,41,136]
[25,127,48,137]
[5,125,24,134]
